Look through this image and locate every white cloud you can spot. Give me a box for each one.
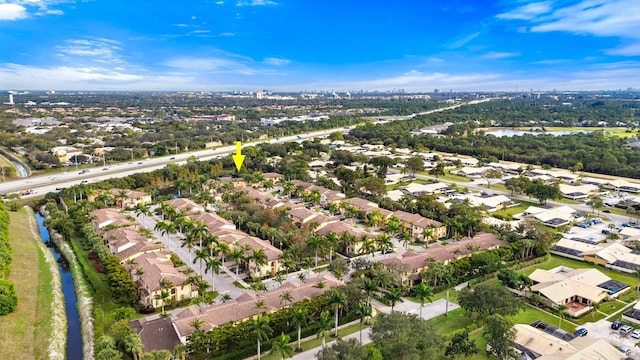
[481,51,521,59]
[236,0,277,7]
[56,38,125,64]
[263,57,290,66]
[162,56,258,75]
[497,1,552,20]
[1,0,69,19]
[0,4,27,20]
[499,0,640,40]
[216,1,224,4]
[447,31,481,49]
[606,43,640,56]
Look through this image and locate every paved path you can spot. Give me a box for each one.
[133,211,246,299]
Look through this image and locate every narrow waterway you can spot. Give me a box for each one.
[12,161,27,177]
[36,212,83,360]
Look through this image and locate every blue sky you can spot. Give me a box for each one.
[1,0,640,91]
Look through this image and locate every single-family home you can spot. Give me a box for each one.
[134,252,198,310]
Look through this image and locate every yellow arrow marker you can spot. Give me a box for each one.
[232,141,245,171]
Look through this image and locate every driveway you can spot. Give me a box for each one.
[372,298,459,319]
[581,319,640,359]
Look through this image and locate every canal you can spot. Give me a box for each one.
[36,212,83,360]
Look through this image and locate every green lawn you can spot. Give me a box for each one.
[492,201,538,219]
[520,255,640,288]
[599,299,629,315]
[509,305,577,332]
[0,208,56,360]
[418,170,472,183]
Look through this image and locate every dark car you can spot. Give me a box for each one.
[169,157,176,160]
[612,321,622,330]
[574,328,588,337]
[603,209,612,213]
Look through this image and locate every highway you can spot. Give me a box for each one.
[2,100,479,198]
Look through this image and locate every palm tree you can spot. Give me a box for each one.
[221,293,232,303]
[249,248,269,277]
[203,233,219,258]
[315,310,332,349]
[360,238,377,258]
[190,220,209,249]
[217,241,230,265]
[181,233,198,265]
[252,316,273,360]
[413,283,434,319]
[279,290,294,307]
[155,289,170,315]
[133,203,151,222]
[384,286,404,312]
[291,306,308,352]
[270,333,294,360]
[328,289,346,338]
[354,302,372,344]
[324,233,338,263]
[154,220,177,250]
[122,332,143,360]
[158,277,174,314]
[205,256,222,290]
[361,278,377,307]
[229,247,246,277]
[385,215,401,236]
[375,233,393,253]
[306,235,324,268]
[189,318,205,331]
[193,249,209,274]
[556,304,569,328]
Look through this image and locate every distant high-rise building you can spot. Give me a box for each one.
[434,89,439,94]
[4,91,14,105]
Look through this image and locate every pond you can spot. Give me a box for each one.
[36,212,83,360]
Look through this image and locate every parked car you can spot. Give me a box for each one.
[620,325,633,335]
[574,328,588,337]
[632,329,640,339]
[619,345,631,355]
[611,321,622,330]
[573,328,589,336]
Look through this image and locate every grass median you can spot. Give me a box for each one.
[0,208,56,360]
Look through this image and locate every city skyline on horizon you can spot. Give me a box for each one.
[2,0,640,92]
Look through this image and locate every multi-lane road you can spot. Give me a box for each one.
[3,100,482,198]
[0,128,346,198]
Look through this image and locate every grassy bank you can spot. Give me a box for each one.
[0,207,57,360]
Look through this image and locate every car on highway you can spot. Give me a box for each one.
[137,162,143,164]
[169,157,176,160]
[102,167,109,171]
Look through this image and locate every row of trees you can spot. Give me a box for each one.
[0,200,17,315]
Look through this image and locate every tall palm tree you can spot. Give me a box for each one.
[252,315,273,360]
[205,256,222,290]
[229,247,246,277]
[315,310,332,349]
[203,233,219,258]
[384,286,404,312]
[375,233,393,253]
[361,278,377,307]
[181,233,198,265]
[291,306,308,352]
[190,220,209,249]
[217,241,230,265]
[385,215,401,236]
[270,333,294,360]
[360,238,377,258]
[122,332,143,360]
[354,302,372,344]
[193,249,209,274]
[324,233,338,263]
[158,277,174,314]
[133,203,151,222]
[328,289,346,338]
[306,235,324,268]
[413,283,434,319]
[249,248,269,277]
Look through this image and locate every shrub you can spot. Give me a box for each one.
[0,279,18,314]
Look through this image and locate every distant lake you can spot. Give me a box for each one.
[486,129,595,137]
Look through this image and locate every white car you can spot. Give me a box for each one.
[631,329,640,339]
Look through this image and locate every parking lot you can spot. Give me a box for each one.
[581,318,640,359]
